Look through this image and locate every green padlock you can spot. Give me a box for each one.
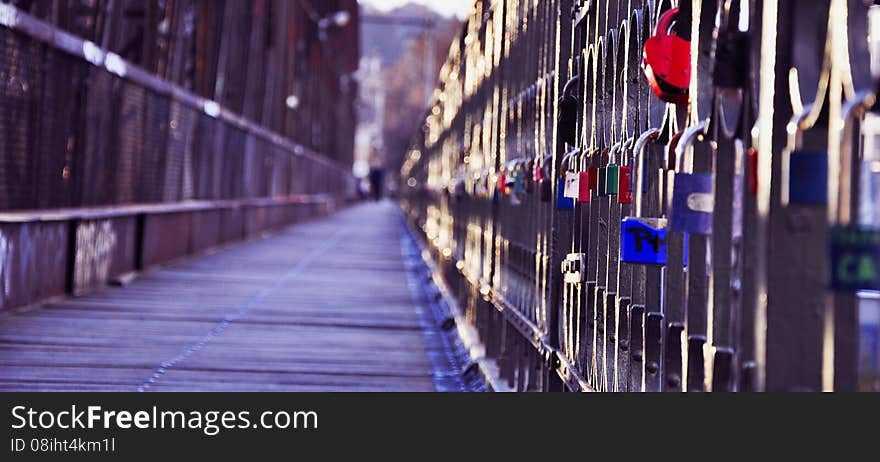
[605,141,622,196]
[606,163,620,195]
[514,170,527,196]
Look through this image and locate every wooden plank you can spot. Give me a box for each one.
[0,203,438,392]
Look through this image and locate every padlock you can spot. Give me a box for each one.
[558,76,581,146]
[524,160,535,194]
[563,171,580,199]
[561,150,581,200]
[604,142,624,196]
[621,218,690,266]
[670,173,713,234]
[712,30,750,89]
[563,253,587,284]
[643,8,690,106]
[536,155,553,203]
[514,169,527,196]
[618,166,633,204]
[505,168,517,191]
[827,94,880,290]
[786,151,828,205]
[557,178,575,210]
[498,173,508,196]
[588,166,599,191]
[606,164,620,196]
[781,105,831,206]
[829,225,880,291]
[541,178,552,202]
[533,157,546,183]
[669,122,714,235]
[621,218,670,265]
[508,162,524,206]
[578,149,594,203]
[860,99,880,225]
[578,170,591,203]
[748,147,759,196]
[598,165,609,197]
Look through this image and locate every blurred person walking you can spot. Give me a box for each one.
[369,167,385,201]
[368,147,386,201]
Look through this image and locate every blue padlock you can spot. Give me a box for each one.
[621,218,689,266]
[670,121,713,235]
[557,178,575,210]
[788,151,828,205]
[669,173,713,235]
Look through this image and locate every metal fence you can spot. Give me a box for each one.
[402,0,880,392]
[0,4,357,313]
[0,2,355,211]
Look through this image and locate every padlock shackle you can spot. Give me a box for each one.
[786,104,815,152]
[619,136,635,167]
[560,150,580,175]
[656,7,681,38]
[633,130,660,160]
[675,120,709,173]
[562,75,580,100]
[578,147,601,171]
[508,158,528,171]
[633,128,661,217]
[609,141,623,165]
[533,154,552,183]
[842,90,876,123]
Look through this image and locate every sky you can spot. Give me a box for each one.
[359,0,473,19]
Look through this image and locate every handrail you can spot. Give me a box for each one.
[0,3,351,176]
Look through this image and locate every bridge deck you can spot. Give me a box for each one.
[0,202,437,392]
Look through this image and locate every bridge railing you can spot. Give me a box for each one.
[0,4,356,312]
[402,0,880,392]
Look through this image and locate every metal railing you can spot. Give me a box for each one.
[0,3,354,211]
[402,0,880,392]
[0,4,356,313]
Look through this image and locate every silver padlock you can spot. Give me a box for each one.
[562,253,587,284]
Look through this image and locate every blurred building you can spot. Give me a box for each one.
[359,3,462,180]
[354,53,386,180]
[4,0,360,167]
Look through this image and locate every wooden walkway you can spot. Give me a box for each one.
[0,202,440,392]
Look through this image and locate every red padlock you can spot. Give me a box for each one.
[588,166,599,191]
[643,8,690,106]
[748,147,759,196]
[533,161,544,182]
[618,166,633,204]
[578,171,591,203]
